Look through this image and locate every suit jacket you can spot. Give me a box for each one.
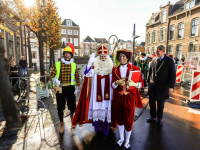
[112,63,144,108]
[147,54,176,100]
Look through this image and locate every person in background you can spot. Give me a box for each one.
[174,57,179,70]
[10,60,18,72]
[137,53,148,87]
[148,56,152,69]
[181,55,185,65]
[134,56,140,66]
[10,56,16,66]
[19,56,27,76]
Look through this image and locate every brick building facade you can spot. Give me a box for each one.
[145,0,200,58]
[61,19,80,57]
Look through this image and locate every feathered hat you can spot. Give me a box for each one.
[116,48,132,58]
[63,42,75,54]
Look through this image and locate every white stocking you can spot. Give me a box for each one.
[124,129,131,148]
[117,125,124,146]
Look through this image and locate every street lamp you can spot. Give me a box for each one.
[132,35,140,64]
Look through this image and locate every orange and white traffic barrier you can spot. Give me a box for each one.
[176,65,183,83]
[189,70,200,102]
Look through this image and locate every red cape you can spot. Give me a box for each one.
[72,77,92,128]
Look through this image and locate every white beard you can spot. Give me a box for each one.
[94,55,113,76]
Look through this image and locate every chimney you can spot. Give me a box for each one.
[168,1,170,5]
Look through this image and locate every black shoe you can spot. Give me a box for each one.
[157,119,162,125]
[147,117,155,122]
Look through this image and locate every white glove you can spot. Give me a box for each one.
[87,53,96,68]
[127,80,139,87]
[52,77,60,86]
[74,86,81,96]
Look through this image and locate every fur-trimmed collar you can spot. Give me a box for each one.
[61,58,74,64]
[94,55,113,76]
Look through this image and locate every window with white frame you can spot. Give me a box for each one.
[185,0,195,10]
[62,38,66,45]
[178,23,184,39]
[61,29,66,35]
[74,49,78,56]
[153,30,157,43]
[151,19,155,24]
[161,9,166,23]
[176,44,182,58]
[74,38,78,46]
[147,32,151,44]
[67,20,72,26]
[147,47,150,54]
[191,18,199,36]
[160,28,165,41]
[168,45,173,55]
[169,25,175,40]
[74,30,78,35]
[152,47,156,55]
[189,42,197,52]
[68,30,72,35]
[70,38,73,43]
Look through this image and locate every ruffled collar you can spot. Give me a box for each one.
[140,56,147,61]
[61,58,74,64]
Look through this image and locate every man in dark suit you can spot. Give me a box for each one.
[147,45,176,125]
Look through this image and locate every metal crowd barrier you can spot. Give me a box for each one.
[9,76,49,110]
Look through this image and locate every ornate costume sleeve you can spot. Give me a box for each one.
[50,65,56,81]
[75,66,81,86]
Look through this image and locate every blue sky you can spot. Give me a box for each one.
[57,0,178,44]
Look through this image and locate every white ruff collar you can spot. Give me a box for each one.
[140,57,147,61]
[61,58,74,64]
[94,55,113,76]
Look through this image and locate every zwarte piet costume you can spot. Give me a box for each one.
[50,42,80,134]
[111,49,144,149]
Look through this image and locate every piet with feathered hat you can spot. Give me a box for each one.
[111,48,144,149]
[49,42,81,134]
